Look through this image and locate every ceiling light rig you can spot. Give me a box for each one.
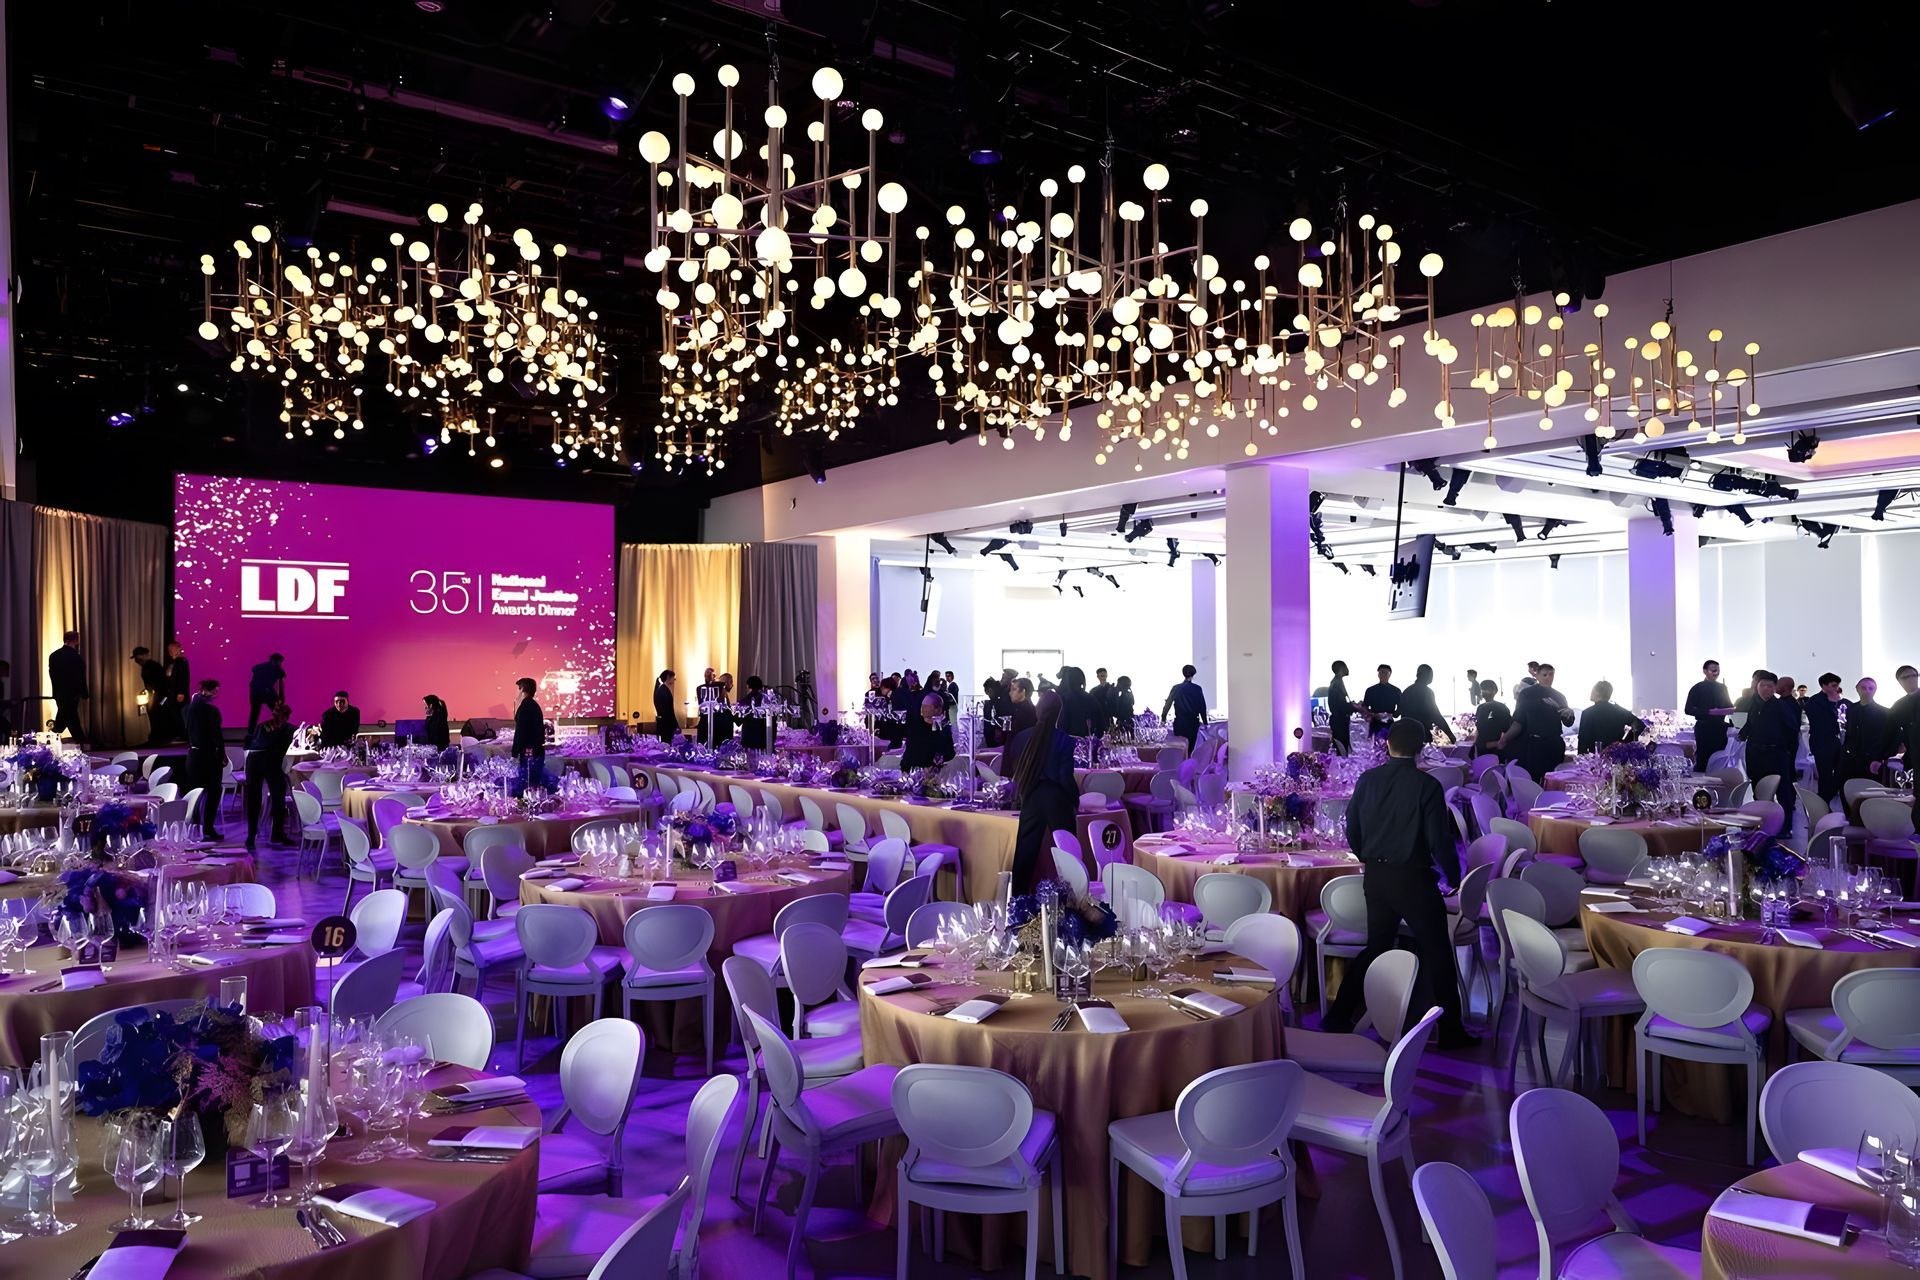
[652,416,728,477]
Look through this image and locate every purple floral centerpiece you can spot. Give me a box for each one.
[61,862,150,942]
[7,743,68,801]
[1009,877,1119,945]
[92,801,157,842]
[1600,740,1665,815]
[76,1000,298,1147]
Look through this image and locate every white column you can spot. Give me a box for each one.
[809,532,872,720]
[0,2,16,501]
[1626,512,1700,710]
[1189,555,1218,699]
[1224,462,1313,779]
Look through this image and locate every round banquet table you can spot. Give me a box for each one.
[0,795,159,835]
[1581,900,1919,1120]
[1527,813,1726,861]
[1544,768,1727,801]
[0,936,316,1067]
[0,852,259,903]
[341,782,443,844]
[402,806,644,858]
[859,957,1283,1278]
[1701,1162,1902,1279]
[519,862,852,1053]
[1130,832,1357,921]
[9,1062,537,1280]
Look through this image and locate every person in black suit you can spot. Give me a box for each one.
[1055,666,1099,739]
[1112,676,1136,734]
[242,701,295,851]
[1805,673,1848,802]
[1327,660,1354,755]
[130,647,166,746]
[1577,681,1646,754]
[1006,691,1076,892]
[160,640,190,743]
[1845,676,1893,782]
[1738,669,1800,826]
[1090,668,1117,736]
[511,677,545,761]
[652,670,680,740]
[740,676,771,751]
[1362,664,1401,738]
[1398,665,1455,744]
[901,694,955,769]
[247,653,287,734]
[48,631,87,741]
[1500,664,1574,781]
[713,674,737,743]
[1321,719,1475,1049]
[1888,665,1920,766]
[1008,677,1038,737]
[318,691,361,748]
[1473,681,1512,758]
[1160,665,1208,748]
[1684,659,1736,767]
[182,679,224,839]
[421,694,451,750]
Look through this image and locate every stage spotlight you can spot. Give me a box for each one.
[107,410,136,428]
[1008,519,1034,535]
[1580,434,1604,477]
[978,537,1011,555]
[1114,502,1137,532]
[1334,562,1350,574]
[1650,497,1675,536]
[1054,585,1063,594]
[1054,569,1069,584]
[1202,552,1221,566]
[929,532,958,555]
[1873,489,1900,520]
[918,566,934,583]
[1103,573,1122,589]
[1728,504,1754,526]
[1536,518,1566,540]
[1058,519,1068,538]
[1123,517,1156,543]
[1411,458,1447,491]
[602,94,634,122]
[1360,563,1377,577]
[1548,553,1562,569]
[998,553,1020,571]
[1692,504,1707,519]
[804,448,827,484]
[1504,513,1527,543]
[1468,542,1499,554]
[1072,585,1084,597]
[1631,451,1687,480]
[1442,469,1471,507]
[1166,537,1181,566]
[1308,491,1325,514]
[1786,430,1820,463]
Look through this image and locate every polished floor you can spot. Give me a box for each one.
[242,823,1750,1279]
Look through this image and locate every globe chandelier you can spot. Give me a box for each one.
[772,336,900,441]
[653,416,729,477]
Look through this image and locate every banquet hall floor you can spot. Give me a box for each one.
[243,840,1750,1279]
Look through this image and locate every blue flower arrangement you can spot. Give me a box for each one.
[7,744,65,800]
[76,1001,298,1139]
[1008,877,1119,944]
[708,804,738,837]
[510,757,561,798]
[60,864,149,941]
[1704,830,1808,886]
[93,802,156,842]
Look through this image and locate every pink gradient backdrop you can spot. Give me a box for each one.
[172,474,614,723]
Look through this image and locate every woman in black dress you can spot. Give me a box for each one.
[421,694,451,749]
[1007,691,1077,892]
[653,670,680,740]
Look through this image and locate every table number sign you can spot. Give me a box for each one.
[310,916,357,959]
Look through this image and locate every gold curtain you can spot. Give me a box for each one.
[616,543,742,725]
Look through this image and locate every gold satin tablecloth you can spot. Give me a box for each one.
[1581,904,1917,1120]
[9,1063,537,1280]
[0,937,317,1066]
[859,959,1282,1278]
[654,767,1133,901]
[519,864,852,1053]
[402,806,644,858]
[1528,813,1725,860]
[1131,834,1357,921]
[1701,1162,1904,1278]
[341,784,443,845]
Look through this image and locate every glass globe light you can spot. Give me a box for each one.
[671,73,695,97]
[427,202,449,224]
[1419,252,1444,278]
[878,182,908,214]
[1288,217,1313,242]
[639,132,671,165]
[764,105,787,130]
[812,67,844,101]
[1142,163,1170,191]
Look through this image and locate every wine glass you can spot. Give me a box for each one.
[19,1099,76,1235]
[109,1113,163,1229]
[1857,1129,1906,1196]
[286,1083,337,1205]
[159,1112,206,1227]
[243,1094,297,1207]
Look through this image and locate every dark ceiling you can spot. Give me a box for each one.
[12,0,1916,531]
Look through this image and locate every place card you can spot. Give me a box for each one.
[944,994,1010,1023]
[226,1149,291,1198]
[1706,1188,1850,1247]
[428,1124,538,1151]
[864,971,934,996]
[90,1228,188,1280]
[1169,987,1242,1018]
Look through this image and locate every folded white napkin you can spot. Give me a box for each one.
[646,883,678,902]
[250,933,307,946]
[1211,853,1240,865]
[1212,966,1275,986]
[200,857,245,866]
[711,880,751,895]
[61,966,105,991]
[777,871,824,885]
[382,1044,429,1065]
[1624,876,1656,890]
[945,994,1010,1023]
[1775,928,1824,949]
[433,1075,527,1102]
[1718,814,1762,828]
[316,1182,435,1227]
[90,1228,188,1280]
[181,952,247,967]
[1583,816,1614,826]
[1799,1148,1873,1188]
[1169,987,1241,1018]
[1581,887,1629,898]
[811,858,851,870]
[1076,999,1129,1033]
[428,1124,538,1151]
[546,877,585,892]
[864,972,934,996]
[535,856,579,868]
[471,816,499,825]
[1874,928,1920,949]
[1585,901,1640,914]
[1706,1188,1850,1246]
[861,952,932,970]
[242,917,305,930]
[1664,916,1713,935]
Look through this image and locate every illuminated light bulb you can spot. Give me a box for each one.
[861,108,883,131]
[755,226,793,265]
[710,193,744,229]
[197,321,220,341]
[764,105,787,129]
[877,182,908,214]
[426,202,449,224]
[1142,163,1170,191]
[1419,252,1444,277]
[1189,198,1208,217]
[251,225,271,243]
[1288,217,1313,242]
[811,67,844,101]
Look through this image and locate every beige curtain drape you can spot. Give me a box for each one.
[0,501,168,747]
[616,543,742,725]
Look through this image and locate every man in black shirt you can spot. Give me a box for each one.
[1738,668,1800,827]
[1090,668,1117,736]
[1888,665,1920,765]
[1361,664,1400,737]
[1577,681,1645,755]
[48,631,87,741]
[318,691,361,749]
[1501,663,1574,780]
[1473,681,1512,758]
[1160,665,1208,748]
[1399,665,1454,744]
[1322,719,1474,1048]
[160,640,190,744]
[900,694,955,768]
[243,701,296,851]
[130,647,166,746]
[1465,669,1482,706]
[247,653,286,734]
[1684,660,1735,766]
[511,677,545,761]
[1805,673,1849,802]
[182,679,225,840]
[1845,676,1892,782]
[1326,660,1354,755]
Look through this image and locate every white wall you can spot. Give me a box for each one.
[874,563,977,683]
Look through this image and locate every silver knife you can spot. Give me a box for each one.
[314,1210,348,1246]
[296,1206,331,1249]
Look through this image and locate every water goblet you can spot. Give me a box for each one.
[109,1113,164,1229]
[160,1112,206,1227]
[244,1093,297,1207]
